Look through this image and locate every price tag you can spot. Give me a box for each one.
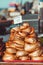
[14,15,22,24]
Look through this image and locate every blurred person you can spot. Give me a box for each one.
[22,1,33,14]
[1,16,6,20]
[38,0,43,33]
[39,0,43,19]
[20,8,26,15]
[32,0,39,14]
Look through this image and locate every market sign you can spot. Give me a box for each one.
[14,15,22,24]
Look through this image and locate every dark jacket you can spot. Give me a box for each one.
[23,2,33,13]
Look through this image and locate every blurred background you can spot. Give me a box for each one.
[0,0,39,35]
[0,0,39,15]
[0,0,41,39]
[0,0,43,39]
